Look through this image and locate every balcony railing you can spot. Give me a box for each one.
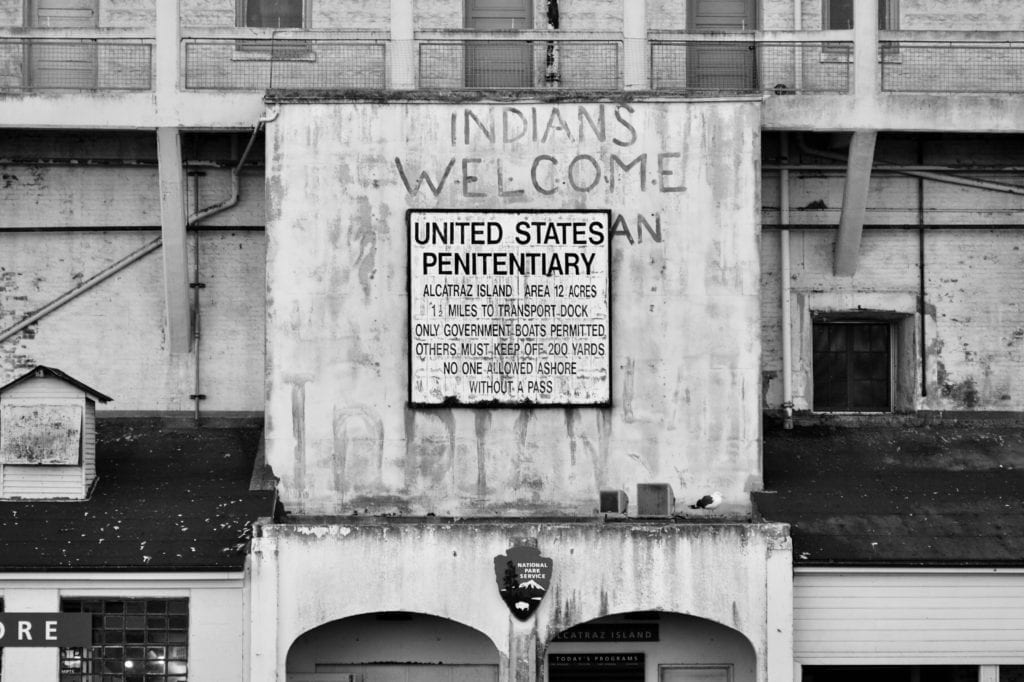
[0,35,152,92]
[880,33,1024,93]
[182,34,388,91]
[416,32,623,90]
[650,33,853,94]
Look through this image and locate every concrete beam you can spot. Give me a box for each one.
[390,0,415,89]
[156,127,192,353]
[834,130,877,276]
[853,0,879,97]
[623,0,647,89]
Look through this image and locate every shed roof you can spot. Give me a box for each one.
[0,365,113,403]
[0,418,275,571]
[756,421,1024,567]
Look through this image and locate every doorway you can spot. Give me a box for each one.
[286,612,500,682]
[464,0,534,87]
[28,0,99,89]
[687,0,757,91]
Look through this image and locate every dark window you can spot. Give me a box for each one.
[60,598,189,682]
[813,322,891,411]
[824,0,898,29]
[240,0,304,28]
[1003,666,1024,682]
[804,666,978,682]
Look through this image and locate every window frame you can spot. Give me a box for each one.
[822,0,899,30]
[811,318,897,413]
[59,597,190,682]
[235,0,311,30]
[233,0,313,60]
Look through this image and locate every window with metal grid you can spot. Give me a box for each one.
[823,0,899,29]
[59,598,189,682]
[813,322,892,412]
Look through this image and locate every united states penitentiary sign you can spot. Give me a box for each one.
[408,209,610,406]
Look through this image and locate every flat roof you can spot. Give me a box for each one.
[0,418,275,571]
[757,421,1024,567]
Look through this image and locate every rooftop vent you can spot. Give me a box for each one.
[636,483,675,517]
[0,366,112,500]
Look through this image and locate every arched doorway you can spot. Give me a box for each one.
[546,612,757,682]
[286,611,500,682]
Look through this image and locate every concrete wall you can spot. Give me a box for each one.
[761,135,1024,412]
[265,99,762,517]
[0,574,246,682]
[249,521,792,682]
[0,230,265,412]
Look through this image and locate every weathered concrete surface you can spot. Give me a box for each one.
[265,100,762,517]
[249,520,792,682]
[761,136,1024,412]
[0,230,265,411]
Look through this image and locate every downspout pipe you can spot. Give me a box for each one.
[780,133,794,429]
[189,106,277,226]
[187,105,277,421]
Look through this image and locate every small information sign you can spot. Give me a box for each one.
[548,653,645,681]
[408,209,611,406]
[0,613,92,647]
[552,623,659,642]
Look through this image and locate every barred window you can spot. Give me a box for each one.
[59,599,189,682]
[237,0,306,28]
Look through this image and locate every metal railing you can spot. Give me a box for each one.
[418,37,623,90]
[650,39,853,94]
[0,37,152,92]
[182,37,387,90]
[881,41,1024,93]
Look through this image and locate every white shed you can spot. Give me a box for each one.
[0,366,112,500]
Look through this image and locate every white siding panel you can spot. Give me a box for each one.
[2,376,83,400]
[1,464,84,498]
[83,399,96,487]
[794,571,1024,665]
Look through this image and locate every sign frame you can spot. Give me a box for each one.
[406,208,613,409]
[0,613,93,647]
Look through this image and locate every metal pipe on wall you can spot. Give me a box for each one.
[780,133,794,429]
[795,134,1024,196]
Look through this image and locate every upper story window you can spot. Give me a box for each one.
[238,0,307,29]
[824,0,899,29]
[813,321,893,412]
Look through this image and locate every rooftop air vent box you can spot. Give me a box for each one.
[0,366,112,500]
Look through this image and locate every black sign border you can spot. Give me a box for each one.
[406,208,614,409]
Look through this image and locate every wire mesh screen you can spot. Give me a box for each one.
[881,42,1024,93]
[418,40,622,89]
[183,39,387,90]
[650,41,852,94]
[0,39,152,91]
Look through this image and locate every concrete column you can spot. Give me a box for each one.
[157,127,192,354]
[765,531,794,682]
[154,0,179,98]
[622,0,647,89]
[853,0,879,96]
[508,619,537,682]
[2,588,60,682]
[248,528,281,681]
[390,0,416,89]
[834,130,877,276]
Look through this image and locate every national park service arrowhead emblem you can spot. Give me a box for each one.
[494,543,553,621]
